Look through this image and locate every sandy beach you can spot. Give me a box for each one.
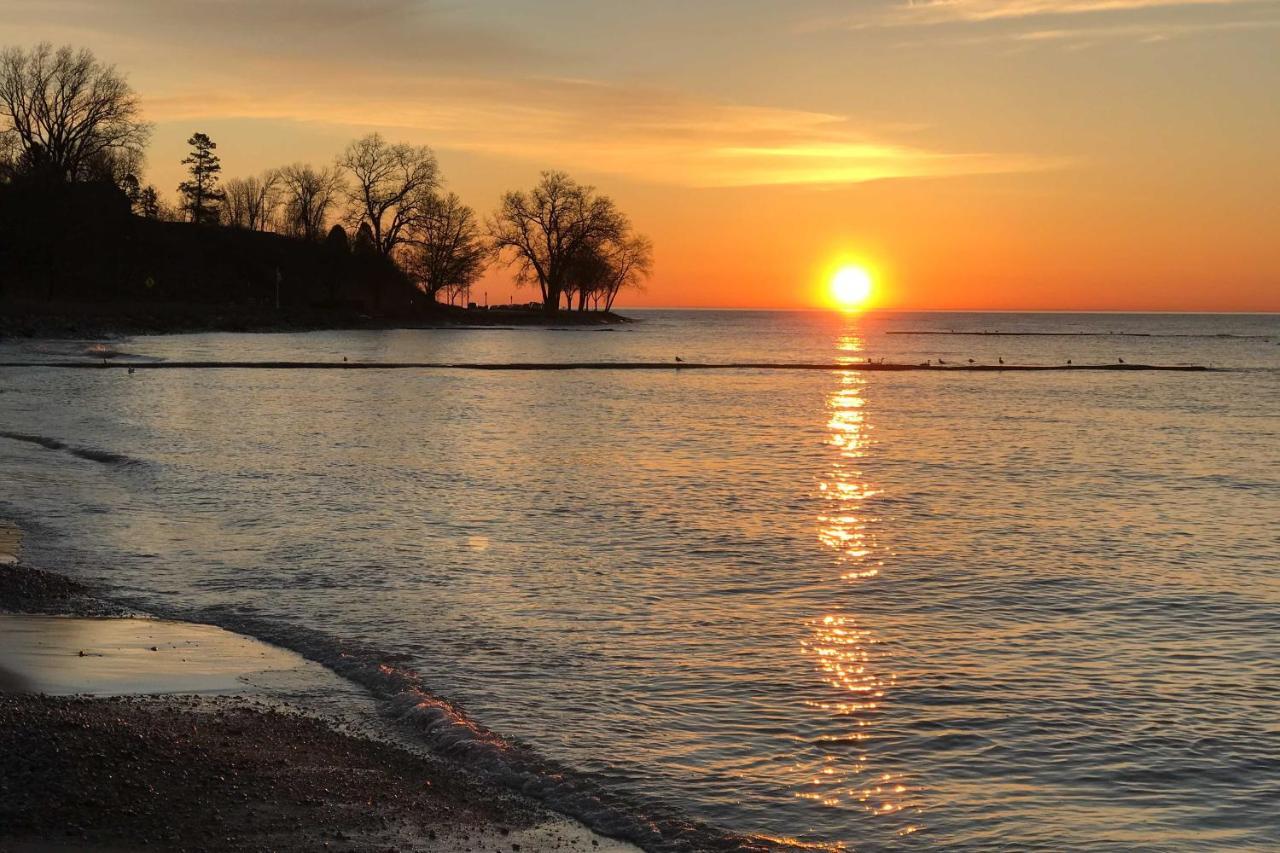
[0,550,638,853]
[0,521,20,565]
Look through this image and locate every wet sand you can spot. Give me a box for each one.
[0,558,637,853]
[2,694,625,853]
[0,521,20,565]
[0,613,323,696]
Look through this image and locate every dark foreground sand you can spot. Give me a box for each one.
[0,560,636,853]
[1,694,576,853]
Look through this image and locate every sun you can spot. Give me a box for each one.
[831,266,874,310]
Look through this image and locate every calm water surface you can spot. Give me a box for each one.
[2,311,1278,850]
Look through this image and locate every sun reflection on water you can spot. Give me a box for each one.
[794,329,924,833]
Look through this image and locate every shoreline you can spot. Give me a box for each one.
[0,546,640,853]
[0,302,632,341]
[0,359,1215,372]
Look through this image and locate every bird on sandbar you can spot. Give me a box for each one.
[998,357,1004,365]
[1118,357,1125,364]
[1067,359,1073,365]
[937,358,947,365]
[127,367,135,375]
[675,356,684,363]
[968,358,975,364]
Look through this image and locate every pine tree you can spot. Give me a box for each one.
[178,132,225,225]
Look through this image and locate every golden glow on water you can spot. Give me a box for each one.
[795,326,925,830]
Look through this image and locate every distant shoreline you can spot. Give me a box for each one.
[0,301,632,340]
[0,359,1215,372]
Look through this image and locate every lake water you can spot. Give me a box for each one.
[2,310,1278,851]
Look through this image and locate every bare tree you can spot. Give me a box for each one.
[488,171,626,314]
[0,127,21,182]
[404,192,488,304]
[0,43,150,182]
[600,233,653,311]
[337,133,438,258]
[559,232,651,311]
[223,170,280,231]
[277,164,343,241]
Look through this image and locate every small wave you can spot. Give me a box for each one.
[67,447,139,465]
[0,431,144,467]
[170,607,799,853]
[0,430,65,451]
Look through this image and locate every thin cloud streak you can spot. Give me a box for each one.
[887,13,1280,44]
[799,0,1278,33]
[883,0,1266,23]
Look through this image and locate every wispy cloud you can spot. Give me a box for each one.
[145,72,1053,187]
[879,11,1280,46]
[1,0,1055,187]
[875,0,1265,24]
[799,0,1280,42]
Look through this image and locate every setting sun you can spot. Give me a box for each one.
[831,266,874,310]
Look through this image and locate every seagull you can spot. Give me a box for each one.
[675,356,684,363]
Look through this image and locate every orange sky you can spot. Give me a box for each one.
[5,0,1277,310]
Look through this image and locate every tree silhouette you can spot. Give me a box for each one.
[599,234,653,311]
[136,184,161,219]
[178,132,224,225]
[337,133,438,259]
[489,171,626,314]
[222,170,279,231]
[278,163,342,241]
[0,43,150,182]
[405,192,488,305]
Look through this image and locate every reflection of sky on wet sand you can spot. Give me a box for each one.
[798,327,923,837]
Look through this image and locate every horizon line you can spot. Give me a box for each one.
[611,306,1280,315]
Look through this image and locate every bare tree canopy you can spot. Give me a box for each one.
[0,43,150,182]
[600,233,653,311]
[337,133,438,258]
[223,170,280,231]
[277,164,343,241]
[405,192,489,304]
[488,171,626,313]
[0,127,19,181]
[563,232,653,311]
